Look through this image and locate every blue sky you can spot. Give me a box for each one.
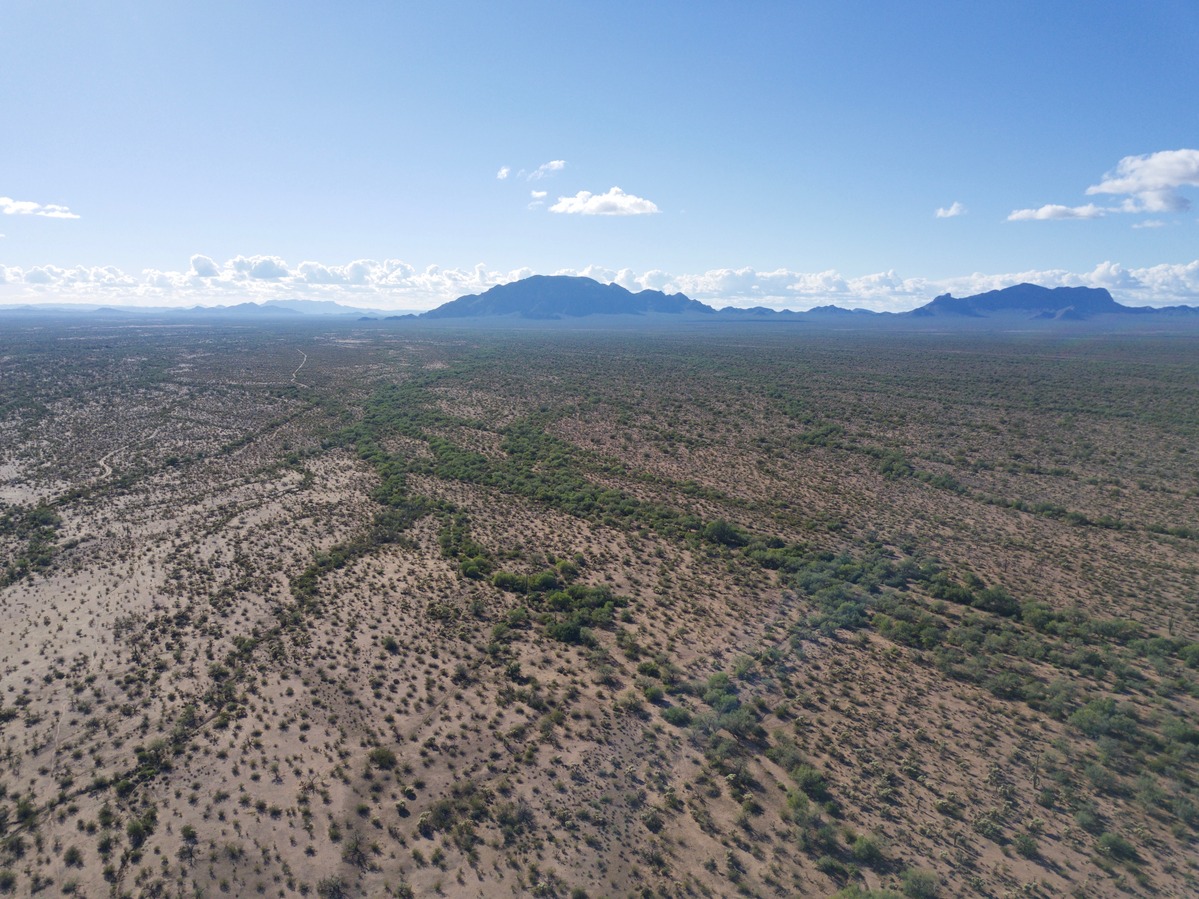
[3,1,1198,310]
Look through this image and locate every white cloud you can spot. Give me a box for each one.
[296,261,344,284]
[1132,219,1166,229]
[0,196,80,219]
[1086,148,1199,213]
[23,266,58,284]
[527,159,565,181]
[496,166,510,180]
[935,201,965,218]
[190,254,219,277]
[550,186,660,216]
[229,255,290,280]
[11,264,136,288]
[1007,203,1106,221]
[530,190,547,199]
[1011,149,1199,222]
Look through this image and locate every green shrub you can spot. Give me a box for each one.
[491,571,526,593]
[815,854,849,880]
[792,764,831,802]
[851,834,885,866]
[1069,698,1138,740]
[901,868,939,898]
[1096,832,1138,861]
[368,747,397,770]
[1075,807,1103,834]
[703,519,748,547]
[662,706,691,727]
[1013,831,1038,858]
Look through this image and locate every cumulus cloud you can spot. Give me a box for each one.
[190,254,219,277]
[550,187,660,216]
[935,201,965,218]
[527,159,566,181]
[1011,149,1199,221]
[229,255,290,280]
[23,266,58,284]
[496,166,510,180]
[0,196,80,219]
[1007,203,1106,221]
[6,264,136,289]
[295,261,343,284]
[1086,148,1199,213]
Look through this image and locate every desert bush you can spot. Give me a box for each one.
[368,747,397,770]
[1013,831,1039,858]
[1096,832,1137,861]
[850,833,885,866]
[316,876,349,899]
[1069,698,1138,741]
[662,705,691,727]
[900,868,939,898]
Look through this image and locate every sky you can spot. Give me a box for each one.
[3,0,1199,312]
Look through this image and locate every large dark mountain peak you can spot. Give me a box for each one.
[422,275,713,319]
[910,283,1133,318]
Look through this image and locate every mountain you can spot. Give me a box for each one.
[714,305,800,317]
[5,280,1198,323]
[173,302,301,315]
[421,277,1199,324]
[0,300,413,316]
[909,283,1137,319]
[263,299,402,316]
[0,303,160,314]
[422,275,713,319]
[802,304,881,316]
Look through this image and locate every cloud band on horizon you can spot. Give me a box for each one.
[4,256,1199,313]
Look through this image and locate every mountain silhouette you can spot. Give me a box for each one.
[422,275,713,319]
[421,277,1199,322]
[908,283,1137,318]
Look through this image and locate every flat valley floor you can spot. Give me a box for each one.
[1,317,1198,898]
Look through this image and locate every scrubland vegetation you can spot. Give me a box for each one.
[1,316,1197,897]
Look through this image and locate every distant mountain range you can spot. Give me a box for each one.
[415,276,1198,321]
[0,299,410,317]
[3,277,1197,322]
[260,299,399,316]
